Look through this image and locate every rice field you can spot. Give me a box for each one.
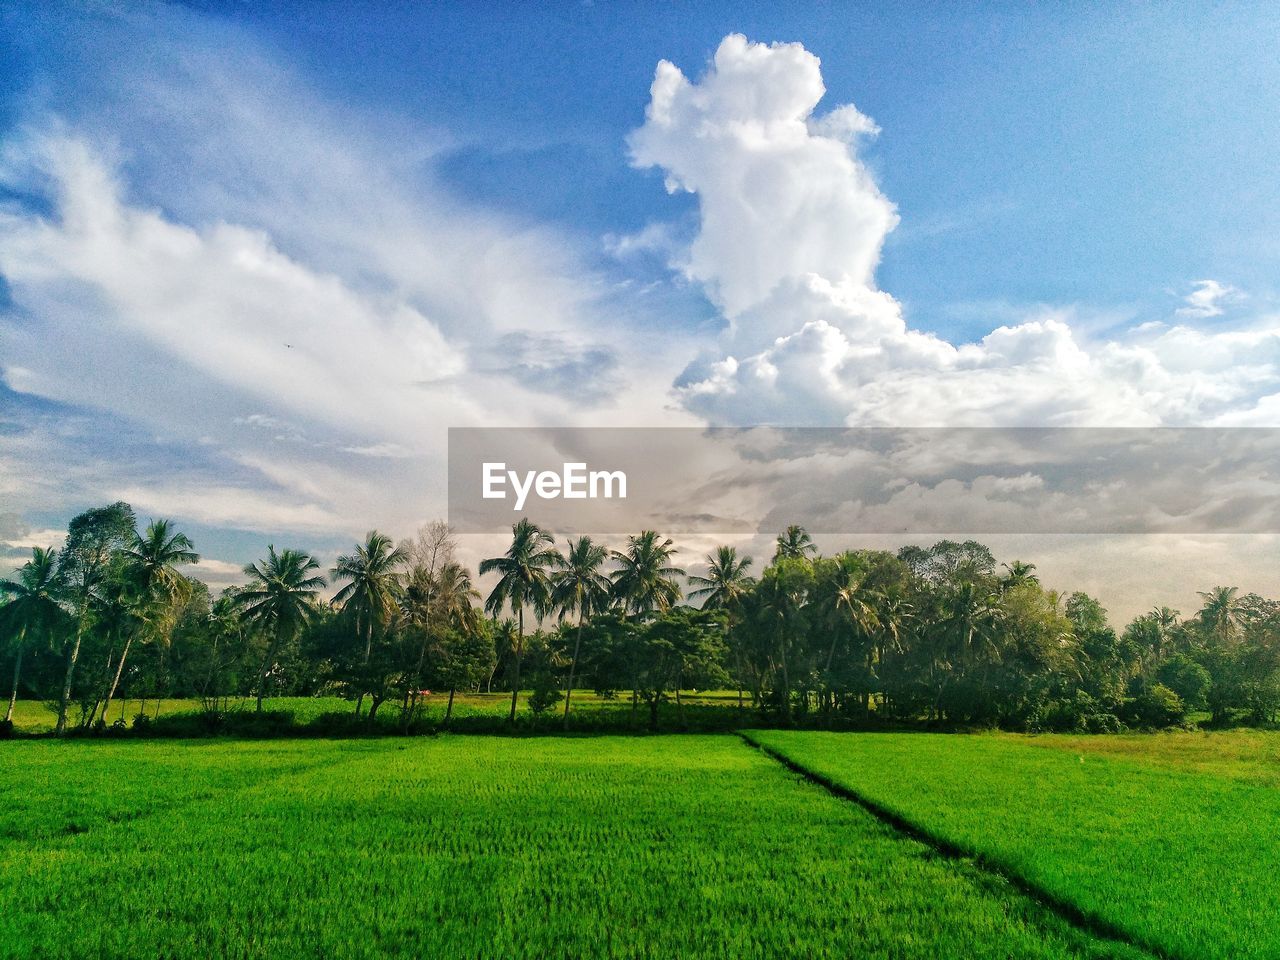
[1,735,1149,960]
[747,730,1280,960]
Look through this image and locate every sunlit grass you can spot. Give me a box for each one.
[0,736,1144,959]
[749,730,1280,960]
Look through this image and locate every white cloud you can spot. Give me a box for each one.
[633,36,1280,429]
[628,34,899,319]
[0,5,699,546]
[1176,279,1240,319]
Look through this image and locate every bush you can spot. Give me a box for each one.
[1030,691,1125,733]
[1124,683,1187,728]
[0,718,13,739]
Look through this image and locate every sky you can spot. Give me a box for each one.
[2,1,1280,621]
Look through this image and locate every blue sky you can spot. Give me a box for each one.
[2,1,1280,616]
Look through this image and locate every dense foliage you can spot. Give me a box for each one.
[4,503,1279,736]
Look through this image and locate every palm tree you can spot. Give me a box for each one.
[832,574,881,686]
[610,531,684,617]
[1001,561,1038,589]
[1197,586,1244,648]
[332,531,408,715]
[480,518,560,723]
[688,545,754,708]
[1,547,67,723]
[99,520,199,723]
[332,531,408,662]
[774,525,817,562]
[551,536,612,729]
[236,547,325,712]
[688,546,754,610]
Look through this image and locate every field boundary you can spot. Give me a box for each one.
[737,731,1174,960]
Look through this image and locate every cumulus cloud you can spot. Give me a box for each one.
[634,35,1280,429]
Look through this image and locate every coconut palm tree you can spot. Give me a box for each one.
[551,536,612,729]
[1,547,67,723]
[480,518,559,723]
[1197,586,1244,648]
[773,525,817,562]
[332,531,408,663]
[99,520,199,723]
[236,547,325,712]
[832,574,881,678]
[688,546,754,610]
[610,531,684,617]
[689,546,755,708]
[332,531,408,715]
[1001,560,1039,589]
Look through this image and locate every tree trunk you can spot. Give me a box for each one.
[648,696,660,731]
[5,634,25,723]
[675,673,686,729]
[507,608,524,723]
[778,637,792,726]
[563,612,585,731]
[100,632,136,729]
[55,623,86,736]
[445,687,455,724]
[256,636,279,714]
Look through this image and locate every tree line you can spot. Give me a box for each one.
[3,502,1278,736]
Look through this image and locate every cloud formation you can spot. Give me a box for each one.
[633,36,1280,428]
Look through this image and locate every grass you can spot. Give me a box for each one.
[6,691,753,735]
[0,736,1148,959]
[1009,728,1280,786]
[747,730,1280,960]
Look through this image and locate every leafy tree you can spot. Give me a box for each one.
[480,518,559,723]
[633,607,727,730]
[1,547,68,723]
[237,547,325,712]
[54,502,136,734]
[432,622,496,724]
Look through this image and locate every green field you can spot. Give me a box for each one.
[5,730,1272,958]
[3,735,1151,960]
[747,730,1280,960]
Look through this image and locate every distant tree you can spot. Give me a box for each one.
[551,536,612,729]
[54,502,136,735]
[633,606,727,730]
[1,547,68,724]
[98,519,199,724]
[774,525,817,562]
[332,531,408,714]
[433,622,496,724]
[1001,561,1038,589]
[610,531,684,617]
[237,547,325,712]
[688,545,754,708]
[480,518,559,723]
